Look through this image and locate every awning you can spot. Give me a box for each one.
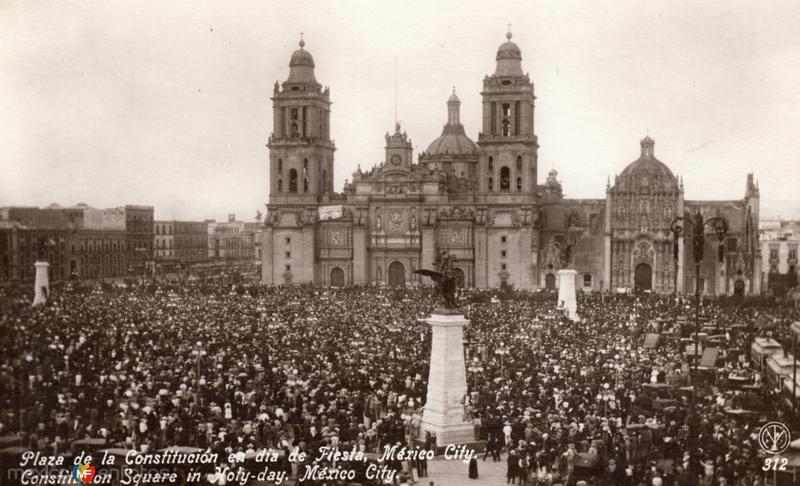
[644,333,660,348]
[700,347,719,368]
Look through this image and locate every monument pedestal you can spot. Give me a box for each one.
[33,261,50,306]
[420,312,474,446]
[557,269,578,321]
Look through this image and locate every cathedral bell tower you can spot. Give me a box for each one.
[263,36,336,286]
[268,36,336,204]
[477,31,538,195]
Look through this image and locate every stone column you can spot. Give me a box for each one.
[261,227,273,285]
[33,261,50,306]
[420,312,474,446]
[557,268,578,321]
[352,227,367,285]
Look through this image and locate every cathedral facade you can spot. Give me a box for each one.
[261,34,761,296]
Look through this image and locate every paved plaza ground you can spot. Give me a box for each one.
[424,455,506,486]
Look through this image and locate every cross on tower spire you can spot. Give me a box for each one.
[299,32,305,48]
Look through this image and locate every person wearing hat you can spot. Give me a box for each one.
[507,449,519,484]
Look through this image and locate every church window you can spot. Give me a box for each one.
[516,156,523,170]
[584,274,592,287]
[303,178,309,192]
[488,178,494,191]
[501,250,507,258]
[286,264,291,272]
[516,177,522,191]
[501,235,507,243]
[488,156,493,171]
[289,169,298,193]
[490,102,497,135]
[500,167,510,191]
[277,159,282,173]
[286,251,291,258]
[502,119,511,137]
[770,264,778,273]
[286,237,291,244]
[502,103,510,117]
[501,263,507,270]
[278,179,283,192]
[514,101,521,135]
[718,244,725,263]
[322,169,328,193]
[291,108,298,120]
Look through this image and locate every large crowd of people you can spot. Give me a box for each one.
[1,279,798,485]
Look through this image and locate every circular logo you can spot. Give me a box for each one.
[758,422,791,455]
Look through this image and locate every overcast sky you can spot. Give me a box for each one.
[1,0,799,221]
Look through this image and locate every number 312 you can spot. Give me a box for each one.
[762,458,787,471]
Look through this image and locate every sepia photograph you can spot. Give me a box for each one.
[1,1,800,485]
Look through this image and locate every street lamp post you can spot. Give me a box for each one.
[790,321,800,417]
[352,333,365,362]
[673,230,681,308]
[670,211,727,479]
[467,358,484,391]
[193,341,206,406]
[495,343,508,377]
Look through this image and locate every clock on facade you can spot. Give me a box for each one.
[390,154,401,165]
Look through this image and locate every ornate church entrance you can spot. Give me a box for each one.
[388,261,405,287]
[734,279,745,297]
[545,273,556,290]
[330,267,344,287]
[634,263,652,292]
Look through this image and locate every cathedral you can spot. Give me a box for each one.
[261,33,761,296]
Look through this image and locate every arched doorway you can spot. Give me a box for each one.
[734,279,745,297]
[330,267,344,287]
[388,261,405,287]
[545,273,556,290]
[452,268,465,288]
[634,263,652,292]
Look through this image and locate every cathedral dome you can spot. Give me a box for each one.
[424,89,478,156]
[286,38,318,85]
[425,128,479,156]
[290,40,314,67]
[616,137,678,190]
[495,31,524,76]
[496,32,522,61]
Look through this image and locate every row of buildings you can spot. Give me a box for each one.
[0,206,262,283]
[2,198,794,292]
[760,220,800,295]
